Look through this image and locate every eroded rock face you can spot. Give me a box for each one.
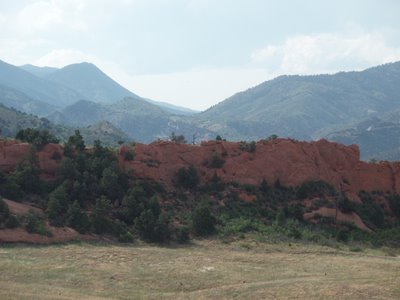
[1,138,400,196]
[0,140,62,180]
[118,138,400,196]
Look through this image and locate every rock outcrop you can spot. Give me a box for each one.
[118,138,400,196]
[0,140,62,180]
[1,137,400,197]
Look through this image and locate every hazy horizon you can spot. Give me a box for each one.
[1,0,400,110]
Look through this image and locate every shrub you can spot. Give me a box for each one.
[355,193,385,228]
[176,165,199,189]
[46,182,69,227]
[10,150,43,195]
[388,195,400,218]
[91,196,112,234]
[286,204,304,221]
[124,150,135,161]
[24,211,52,237]
[5,215,20,229]
[66,201,91,233]
[336,229,350,242]
[296,181,335,199]
[210,152,224,168]
[170,132,186,144]
[15,128,59,147]
[192,201,216,236]
[0,198,10,221]
[135,210,170,243]
[175,226,190,243]
[259,179,269,194]
[239,141,256,152]
[338,196,354,214]
[118,231,134,243]
[201,172,225,192]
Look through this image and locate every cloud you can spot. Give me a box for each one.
[251,32,400,74]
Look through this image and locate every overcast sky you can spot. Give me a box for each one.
[1,0,400,110]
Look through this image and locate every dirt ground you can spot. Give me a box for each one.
[0,240,399,299]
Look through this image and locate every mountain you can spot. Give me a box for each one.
[45,62,138,104]
[48,97,213,143]
[45,62,197,115]
[2,59,197,116]
[199,62,400,141]
[19,64,58,78]
[0,103,128,147]
[326,110,400,161]
[0,60,84,108]
[145,98,199,115]
[0,85,56,116]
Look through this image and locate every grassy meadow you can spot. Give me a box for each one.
[0,240,399,299]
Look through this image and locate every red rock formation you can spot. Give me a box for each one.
[118,138,400,197]
[1,137,400,197]
[0,140,62,180]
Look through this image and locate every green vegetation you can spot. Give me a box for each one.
[209,152,225,168]
[16,128,59,147]
[1,132,400,248]
[192,201,216,236]
[23,210,52,237]
[176,165,199,189]
[239,140,256,152]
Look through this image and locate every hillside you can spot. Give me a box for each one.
[326,110,400,160]
[19,64,58,78]
[0,85,56,117]
[199,62,400,141]
[1,138,400,245]
[48,97,213,143]
[45,62,138,104]
[0,60,83,108]
[0,104,128,146]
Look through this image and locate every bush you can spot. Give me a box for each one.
[296,181,335,199]
[124,150,135,161]
[46,182,69,227]
[0,198,10,221]
[336,229,350,242]
[176,165,199,189]
[239,141,256,152]
[66,201,91,233]
[355,193,385,228]
[170,132,186,144]
[5,215,20,229]
[201,172,225,193]
[338,196,354,214]
[388,195,400,218]
[135,210,170,243]
[210,152,224,168]
[15,128,59,147]
[118,231,134,243]
[91,196,112,234]
[192,201,216,236]
[175,226,190,243]
[286,204,304,221]
[24,211,52,237]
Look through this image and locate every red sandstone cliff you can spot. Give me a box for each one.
[1,138,400,197]
[0,140,62,180]
[117,138,400,197]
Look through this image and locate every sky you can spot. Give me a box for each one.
[1,0,400,111]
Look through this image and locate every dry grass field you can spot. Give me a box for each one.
[0,240,399,299]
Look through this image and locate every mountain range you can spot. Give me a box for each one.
[1,58,400,159]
